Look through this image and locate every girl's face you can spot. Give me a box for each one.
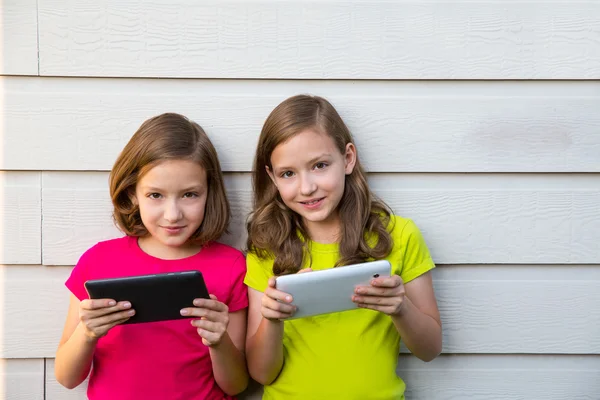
[267,129,356,243]
[134,159,208,259]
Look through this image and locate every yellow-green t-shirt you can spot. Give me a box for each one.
[244,215,435,400]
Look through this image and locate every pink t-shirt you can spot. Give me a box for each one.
[66,236,248,400]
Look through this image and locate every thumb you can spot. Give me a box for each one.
[297,268,313,274]
[209,294,218,301]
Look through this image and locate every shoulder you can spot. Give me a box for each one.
[78,236,133,263]
[387,215,420,241]
[201,242,246,275]
[204,241,245,262]
[246,248,274,270]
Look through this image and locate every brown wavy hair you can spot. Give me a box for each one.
[109,113,230,245]
[247,95,393,276]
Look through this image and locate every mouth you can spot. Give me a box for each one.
[162,226,186,233]
[299,197,325,206]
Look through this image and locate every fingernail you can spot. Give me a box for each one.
[127,310,135,316]
[180,309,189,315]
[108,300,116,306]
[356,288,363,294]
[285,296,292,302]
[193,299,201,306]
[122,302,131,308]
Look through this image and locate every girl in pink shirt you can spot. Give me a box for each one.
[55,113,249,400]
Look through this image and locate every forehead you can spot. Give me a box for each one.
[138,159,207,187]
[270,129,340,166]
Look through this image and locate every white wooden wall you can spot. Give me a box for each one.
[2,1,599,399]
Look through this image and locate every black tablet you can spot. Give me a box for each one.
[84,270,210,324]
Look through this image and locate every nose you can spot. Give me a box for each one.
[164,199,183,223]
[299,173,317,196]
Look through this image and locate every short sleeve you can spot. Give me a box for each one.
[244,251,274,292]
[65,247,94,300]
[226,254,249,312]
[396,219,435,283]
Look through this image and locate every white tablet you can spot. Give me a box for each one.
[275,260,392,320]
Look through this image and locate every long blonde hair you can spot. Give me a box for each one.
[247,95,393,275]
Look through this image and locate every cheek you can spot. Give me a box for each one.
[275,182,296,201]
[138,200,160,219]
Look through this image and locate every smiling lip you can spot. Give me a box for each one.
[162,226,185,234]
[299,197,325,209]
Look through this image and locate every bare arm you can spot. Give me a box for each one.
[246,271,311,385]
[353,272,442,362]
[182,296,249,396]
[389,273,442,361]
[208,309,249,396]
[55,295,133,389]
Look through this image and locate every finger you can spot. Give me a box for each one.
[265,286,293,303]
[356,303,397,314]
[262,307,294,321]
[354,285,401,297]
[191,318,222,332]
[180,308,227,322]
[191,298,228,312]
[197,328,220,345]
[80,298,117,310]
[263,296,296,314]
[370,275,403,288]
[267,277,277,288]
[86,309,135,329]
[352,294,400,306]
[98,315,132,331]
[81,301,132,319]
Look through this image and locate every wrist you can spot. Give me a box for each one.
[76,323,100,345]
[391,297,412,321]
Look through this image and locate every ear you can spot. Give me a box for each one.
[344,143,357,175]
[266,165,277,186]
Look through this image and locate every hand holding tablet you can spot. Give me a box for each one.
[273,260,392,320]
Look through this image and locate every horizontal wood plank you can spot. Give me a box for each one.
[399,354,600,400]
[45,359,88,400]
[0,359,44,400]
[41,172,600,265]
[3,77,600,172]
[0,172,41,264]
[1,266,71,358]
[0,0,38,75]
[43,355,600,400]
[38,1,600,79]
[2,264,598,357]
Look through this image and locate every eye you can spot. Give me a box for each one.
[147,193,162,199]
[314,162,328,170]
[280,171,294,178]
[183,192,199,198]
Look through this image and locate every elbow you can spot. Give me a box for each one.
[248,363,279,386]
[55,373,82,390]
[419,340,443,363]
[250,372,276,387]
[222,376,249,397]
[54,362,86,390]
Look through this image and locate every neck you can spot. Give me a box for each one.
[303,216,342,245]
[137,236,202,260]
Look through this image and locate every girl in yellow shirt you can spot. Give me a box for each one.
[245,94,442,400]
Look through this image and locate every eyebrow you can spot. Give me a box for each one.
[274,153,332,171]
[141,185,204,192]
